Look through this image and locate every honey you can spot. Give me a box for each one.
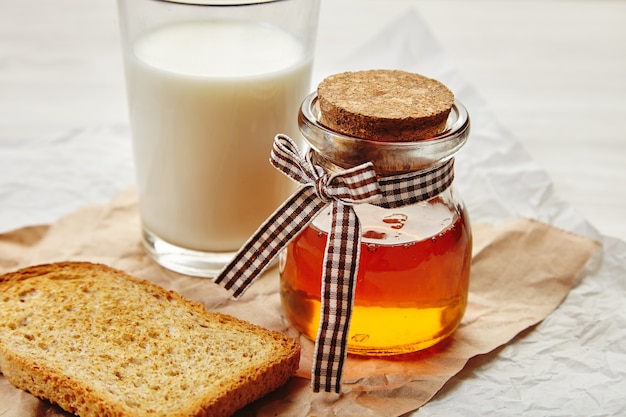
[280,192,472,355]
[213,73,471,391]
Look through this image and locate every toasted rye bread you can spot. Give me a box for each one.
[0,262,300,417]
[317,69,454,141]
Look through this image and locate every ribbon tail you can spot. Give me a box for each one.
[214,186,327,298]
[312,201,361,393]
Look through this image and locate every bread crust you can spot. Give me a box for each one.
[317,69,454,141]
[0,262,300,417]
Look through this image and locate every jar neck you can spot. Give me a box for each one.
[302,147,456,210]
[308,148,455,177]
[298,92,470,176]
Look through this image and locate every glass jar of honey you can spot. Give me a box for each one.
[279,91,472,356]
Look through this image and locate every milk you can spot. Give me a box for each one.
[124,20,312,252]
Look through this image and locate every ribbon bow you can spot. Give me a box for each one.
[215,134,455,393]
[215,134,380,392]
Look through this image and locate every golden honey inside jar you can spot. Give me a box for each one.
[280,70,472,355]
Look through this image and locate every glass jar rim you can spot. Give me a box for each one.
[298,91,471,175]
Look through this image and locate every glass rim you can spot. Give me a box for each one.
[148,0,287,6]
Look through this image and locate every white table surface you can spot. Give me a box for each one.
[1,0,625,416]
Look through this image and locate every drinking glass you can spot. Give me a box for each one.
[117,0,320,277]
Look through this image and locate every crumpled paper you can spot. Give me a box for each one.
[0,188,600,417]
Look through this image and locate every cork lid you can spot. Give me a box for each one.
[317,70,454,142]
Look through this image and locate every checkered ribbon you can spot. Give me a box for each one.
[214,134,455,393]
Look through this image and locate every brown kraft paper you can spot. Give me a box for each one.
[0,188,601,417]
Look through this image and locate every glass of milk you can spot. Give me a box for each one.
[117,0,320,277]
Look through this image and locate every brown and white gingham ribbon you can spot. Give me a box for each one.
[215,134,455,393]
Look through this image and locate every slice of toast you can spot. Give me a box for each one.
[0,262,300,417]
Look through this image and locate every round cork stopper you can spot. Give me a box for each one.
[317,70,454,142]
